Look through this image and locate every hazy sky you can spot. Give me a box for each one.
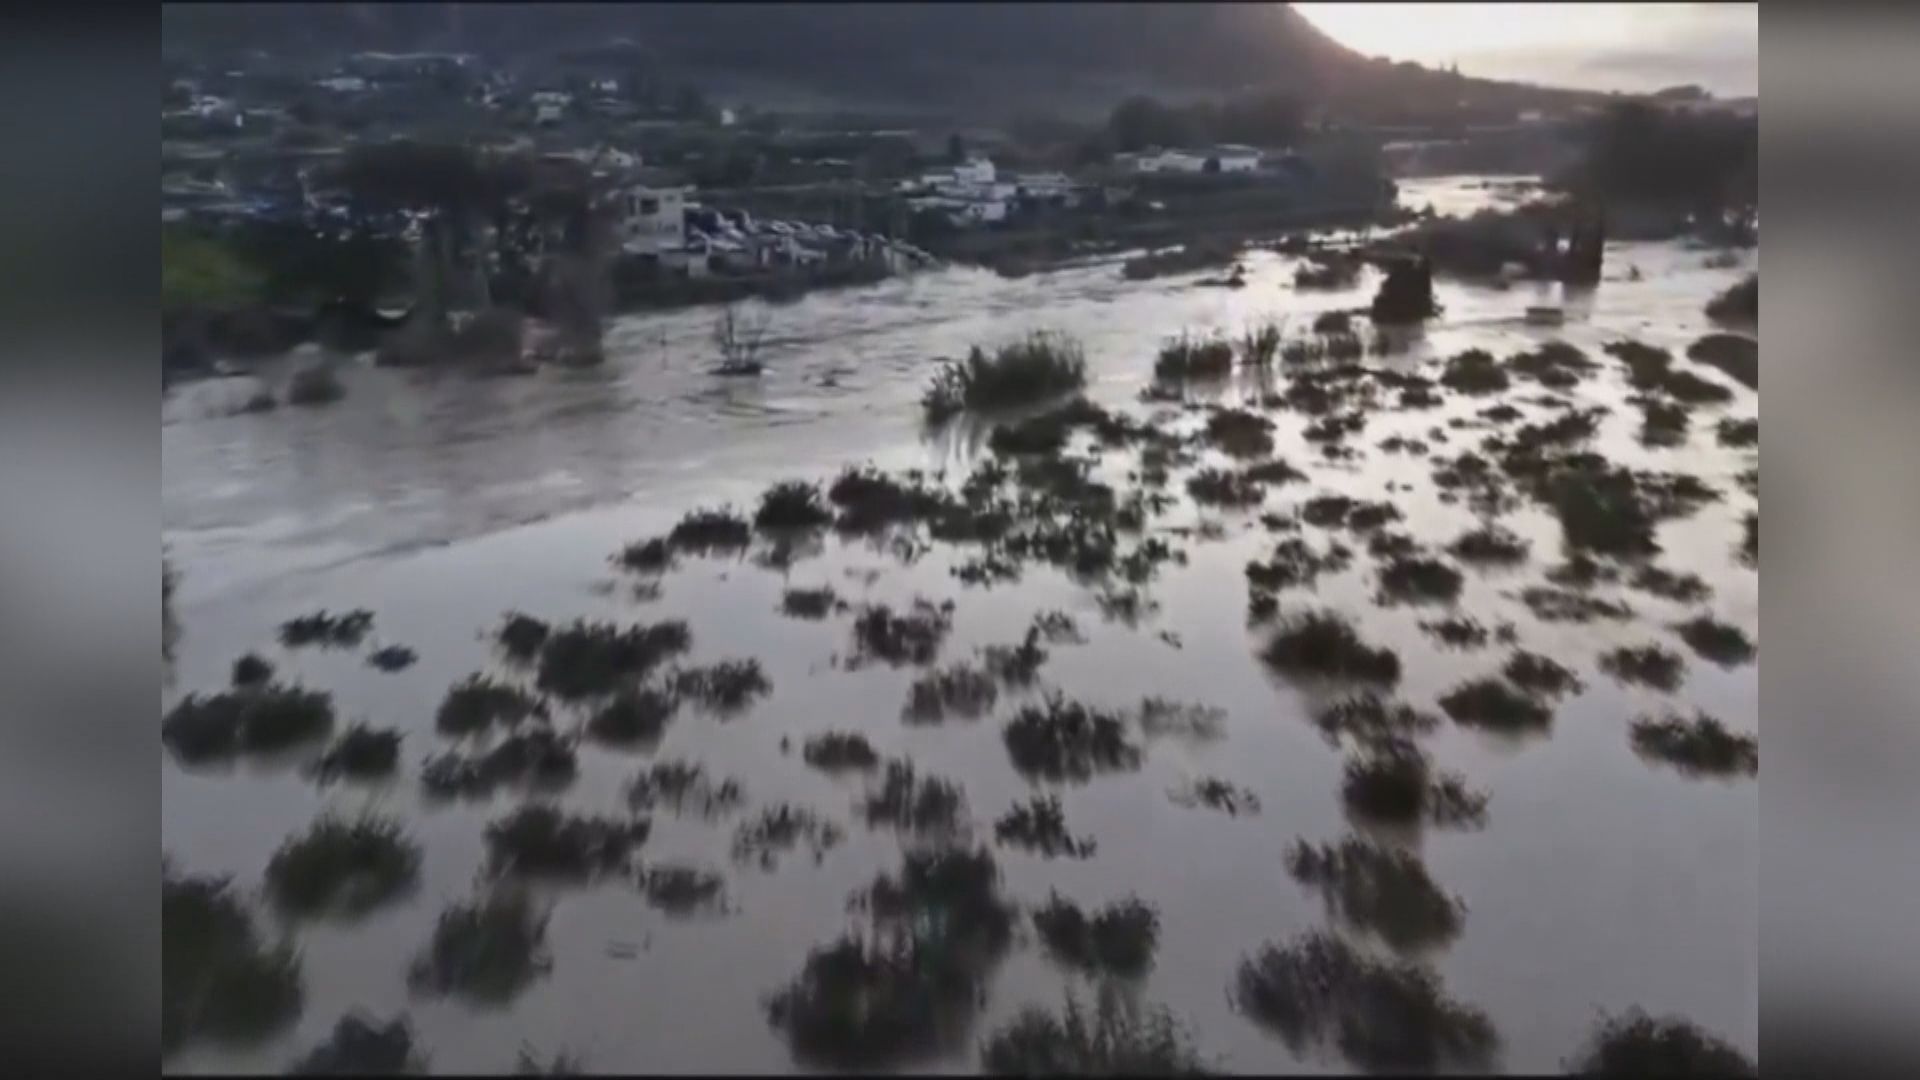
[1295,3,1759,97]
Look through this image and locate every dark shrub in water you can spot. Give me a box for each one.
[1564,1008,1754,1075]
[163,866,304,1054]
[407,890,551,1004]
[264,813,420,918]
[923,332,1088,420]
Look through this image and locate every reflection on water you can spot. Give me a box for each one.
[163,178,1756,1073]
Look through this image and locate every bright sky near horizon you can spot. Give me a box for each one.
[1294,3,1759,97]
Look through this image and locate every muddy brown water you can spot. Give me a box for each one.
[163,178,1756,1074]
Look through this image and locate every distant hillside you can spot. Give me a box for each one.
[163,2,1609,122]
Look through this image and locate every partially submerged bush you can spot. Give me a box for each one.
[1286,837,1466,952]
[1564,1008,1755,1075]
[1375,555,1465,606]
[496,612,550,662]
[1715,416,1758,448]
[1169,777,1261,816]
[1629,711,1758,778]
[1260,610,1402,686]
[231,652,274,688]
[162,682,335,762]
[625,759,746,820]
[584,686,677,748]
[671,658,772,713]
[850,599,953,667]
[1003,693,1143,783]
[1312,693,1440,750]
[667,506,752,554]
[1342,737,1488,828]
[435,673,541,736]
[1155,333,1235,380]
[903,661,1000,723]
[862,759,967,835]
[1439,349,1508,395]
[1507,341,1596,389]
[638,863,730,916]
[1031,893,1160,976]
[163,868,304,1054]
[421,727,577,799]
[1438,677,1552,733]
[1638,398,1692,448]
[407,891,552,1004]
[780,585,842,619]
[482,804,647,880]
[1687,332,1758,390]
[614,537,672,574]
[536,618,691,700]
[1232,930,1496,1071]
[287,363,346,407]
[1629,564,1713,604]
[308,723,402,785]
[1203,407,1275,457]
[1672,614,1756,667]
[288,1014,427,1075]
[1447,523,1530,566]
[1502,650,1584,697]
[827,465,953,532]
[265,814,420,918]
[1240,320,1283,367]
[1519,586,1635,624]
[755,480,833,530]
[924,333,1088,420]
[278,609,374,649]
[1246,536,1353,595]
[1186,467,1266,508]
[1599,644,1687,692]
[731,804,846,870]
[980,991,1212,1076]
[993,794,1095,859]
[1135,697,1227,743]
[1418,616,1489,649]
[802,731,881,773]
[366,644,417,672]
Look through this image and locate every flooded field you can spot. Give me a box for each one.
[163,178,1757,1074]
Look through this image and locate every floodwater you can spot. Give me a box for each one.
[163,177,1757,1074]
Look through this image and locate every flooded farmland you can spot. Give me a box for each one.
[163,177,1757,1074]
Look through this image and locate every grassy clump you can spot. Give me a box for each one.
[1599,644,1687,692]
[1368,530,1422,561]
[1259,610,1402,686]
[1502,650,1584,697]
[1672,614,1756,667]
[903,662,1000,723]
[536,618,691,700]
[780,585,842,619]
[308,723,402,785]
[1203,407,1275,458]
[265,814,420,918]
[1031,893,1160,976]
[1003,693,1143,783]
[584,686,677,748]
[162,868,304,1054]
[754,480,834,530]
[862,759,967,834]
[667,506,753,554]
[1630,711,1758,778]
[1565,1009,1755,1075]
[1246,537,1352,592]
[1716,416,1758,448]
[1286,837,1466,952]
[162,682,336,762]
[1169,777,1261,816]
[287,364,346,406]
[1629,564,1713,604]
[1439,349,1509,395]
[765,933,979,1067]
[1659,367,1734,405]
[1638,398,1692,448]
[1447,523,1530,566]
[861,847,1015,946]
[366,644,417,672]
[980,991,1212,1076]
[287,1014,426,1075]
[993,795,1095,859]
[851,599,954,667]
[1376,556,1465,606]
[638,863,729,916]
[231,652,274,688]
[1187,467,1266,508]
[1342,737,1488,828]
[924,333,1088,420]
[1520,586,1636,624]
[435,673,542,736]
[1686,333,1758,390]
[1438,677,1553,733]
[1240,321,1283,367]
[1135,697,1227,743]
[1418,615,1490,649]
[1301,494,1402,532]
[614,537,672,574]
[482,805,647,880]
[732,804,846,870]
[1705,271,1757,324]
[670,658,772,713]
[827,465,952,532]
[625,760,746,819]
[803,731,881,773]
[278,609,374,649]
[407,891,552,1004]
[1155,333,1235,380]
[496,612,550,662]
[1233,930,1497,1071]
[1508,341,1596,389]
[1312,693,1440,750]
[1603,340,1676,390]
[421,727,578,800]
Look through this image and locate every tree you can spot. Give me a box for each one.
[712,302,770,375]
[1108,95,1194,153]
[947,133,966,163]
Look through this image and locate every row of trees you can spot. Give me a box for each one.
[1104,92,1308,154]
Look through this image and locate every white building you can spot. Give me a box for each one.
[616,172,691,256]
[1128,146,1264,174]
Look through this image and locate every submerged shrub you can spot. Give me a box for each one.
[1286,837,1466,952]
[1629,711,1757,778]
[308,723,402,785]
[1418,615,1490,649]
[584,686,677,748]
[231,652,274,688]
[731,804,845,870]
[1031,893,1160,976]
[638,863,730,916]
[163,868,304,1054]
[1135,697,1227,743]
[1312,693,1440,749]
[903,661,1000,723]
[614,537,672,574]
[850,599,953,667]
[278,609,375,649]
[1447,523,1530,566]
[1169,777,1261,816]
[1715,416,1758,448]
[287,1014,427,1075]
[365,644,417,672]
[1629,564,1712,604]
[482,804,647,880]
[1502,650,1584,697]
[1438,677,1553,733]
[1232,930,1497,1071]
[1203,407,1274,458]
[924,333,1088,420]
[162,682,335,762]
[1341,737,1487,828]
[264,814,420,918]
[435,673,541,736]
[1259,610,1402,686]
[862,759,967,834]
[287,363,345,406]
[1519,586,1635,624]
[802,731,881,773]
[536,618,691,700]
[1565,1009,1755,1075]
[1240,320,1283,368]
[1686,333,1758,391]
[1246,537,1352,593]
[1186,467,1266,508]
[1003,693,1143,783]
[993,795,1095,859]
[421,727,578,800]
[980,991,1212,1076]
[671,658,772,713]
[1155,332,1235,380]
[1439,349,1508,395]
[754,480,834,530]
[407,891,551,1004]
[495,612,551,662]
[1672,614,1756,667]
[667,506,752,554]
[780,585,842,619]
[1375,555,1465,606]
[1599,643,1687,692]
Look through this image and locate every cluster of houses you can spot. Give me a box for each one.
[895,156,1088,228]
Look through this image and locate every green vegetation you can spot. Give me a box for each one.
[1259,609,1402,686]
[231,652,274,688]
[1312,693,1441,749]
[407,891,552,1004]
[671,659,772,713]
[1672,614,1756,667]
[1741,510,1758,566]
[1439,349,1508,395]
[980,991,1212,1076]
[924,333,1088,420]
[1418,615,1490,649]
[1438,677,1552,733]
[1502,650,1584,697]
[614,537,673,574]
[1599,643,1687,692]
[163,867,303,1054]
[1508,342,1596,389]
[625,760,746,820]
[1705,273,1757,326]
[903,662,1000,723]
[278,609,374,649]
[667,506,753,554]
[1520,586,1635,624]
[1187,467,1266,508]
[1342,736,1488,828]
[1376,555,1465,606]
[1629,711,1758,778]
[1003,693,1143,783]
[731,804,845,870]
[584,686,677,748]
[162,226,266,311]
[1564,1009,1755,1075]
[1630,564,1712,604]
[993,794,1095,859]
[264,814,420,918]
[482,804,647,880]
[496,613,551,662]
[851,599,954,667]
[802,731,881,773]
[862,759,967,834]
[421,727,577,799]
[308,723,402,785]
[755,480,834,530]
[1286,837,1465,951]
[1715,417,1758,448]
[536,618,692,700]
[435,673,542,736]
[1233,930,1497,1070]
[288,1014,427,1075]
[163,683,335,762]
[1239,320,1283,367]
[1135,697,1227,742]
[1638,398,1691,448]
[1031,893,1160,976]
